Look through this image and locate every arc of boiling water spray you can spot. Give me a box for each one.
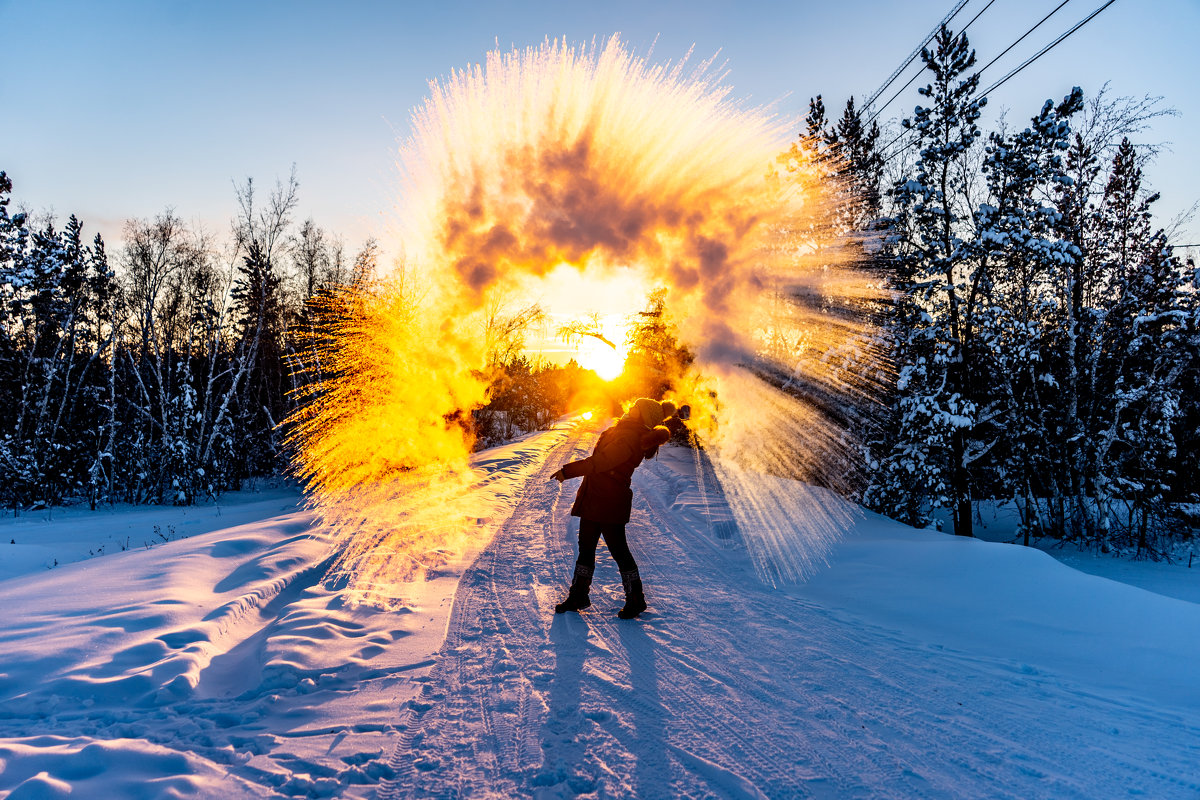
[288,36,877,602]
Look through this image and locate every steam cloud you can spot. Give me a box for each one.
[289,37,878,603]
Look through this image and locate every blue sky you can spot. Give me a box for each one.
[2,0,1197,258]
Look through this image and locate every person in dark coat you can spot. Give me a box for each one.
[552,397,675,619]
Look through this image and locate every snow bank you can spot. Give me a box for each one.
[799,514,1200,709]
[0,426,573,798]
[0,487,305,581]
[957,500,1200,605]
[0,737,241,799]
[651,446,1200,711]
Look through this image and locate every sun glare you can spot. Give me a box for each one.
[579,339,626,381]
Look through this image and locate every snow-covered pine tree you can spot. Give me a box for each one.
[8,216,73,504]
[1176,255,1200,510]
[762,97,839,367]
[974,88,1083,543]
[788,95,891,501]
[1086,138,1189,552]
[806,94,832,146]
[1052,128,1106,540]
[1113,236,1191,554]
[867,25,987,536]
[163,358,200,505]
[83,232,120,509]
[834,97,885,232]
[0,173,32,511]
[231,240,290,478]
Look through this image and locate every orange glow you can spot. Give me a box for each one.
[287,36,877,603]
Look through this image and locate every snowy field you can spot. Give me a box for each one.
[1,421,1198,799]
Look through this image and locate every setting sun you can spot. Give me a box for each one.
[579,340,627,381]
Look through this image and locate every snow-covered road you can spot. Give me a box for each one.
[375,427,1200,799]
[1,421,1198,798]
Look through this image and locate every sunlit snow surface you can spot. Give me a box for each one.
[1,425,1198,798]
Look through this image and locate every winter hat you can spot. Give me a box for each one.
[633,397,664,429]
[660,400,677,419]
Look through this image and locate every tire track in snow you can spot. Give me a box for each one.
[377,427,588,798]
[377,429,829,799]
[575,473,840,798]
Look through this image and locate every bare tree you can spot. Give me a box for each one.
[291,217,329,301]
[232,166,299,263]
[557,313,618,350]
[483,294,545,368]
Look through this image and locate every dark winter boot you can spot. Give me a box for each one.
[555,563,593,613]
[617,569,647,619]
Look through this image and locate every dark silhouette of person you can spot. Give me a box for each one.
[553,397,674,619]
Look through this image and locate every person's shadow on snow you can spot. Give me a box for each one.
[541,610,669,798]
[614,617,669,799]
[541,613,591,790]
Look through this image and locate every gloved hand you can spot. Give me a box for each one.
[551,468,566,483]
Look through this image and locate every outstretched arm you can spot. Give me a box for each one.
[554,433,639,481]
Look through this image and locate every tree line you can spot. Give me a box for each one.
[0,168,648,511]
[0,170,380,509]
[800,25,1198,554]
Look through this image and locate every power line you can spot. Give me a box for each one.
[863,0,999,128]
[879,0,1122,163]
[861,0,971,114]
[875,5,1055,158]
[976,0,1118,97]
[975,0,1072,77]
